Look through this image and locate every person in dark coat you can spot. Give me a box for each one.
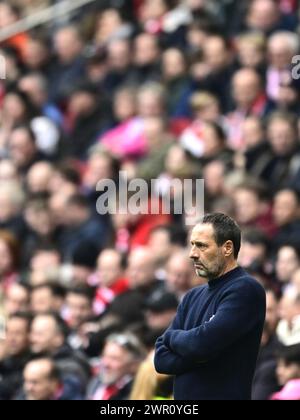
[155,213,266,400]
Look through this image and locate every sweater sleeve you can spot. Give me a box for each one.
[163,281,266,362]
[154,297,194,375]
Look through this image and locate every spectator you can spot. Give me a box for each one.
[30,313,90,390]
[87,333,146,400]
[19,358,83,400]
[30,283,66,314]
[271,344,300,400]
[4,283,30,316]
[48,26,86,103]
[93,249,129,315]
[253,289,281,400]
[165,251,195,300]
[0,313,32,400]
[275,245,300,287]
[59,194,109,260]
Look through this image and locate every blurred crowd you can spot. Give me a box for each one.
[1,0,300,400]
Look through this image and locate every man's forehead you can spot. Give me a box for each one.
[190,224,215,240]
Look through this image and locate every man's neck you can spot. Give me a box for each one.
[209,261,239,281]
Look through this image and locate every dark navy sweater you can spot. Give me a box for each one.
[154,267,266,400]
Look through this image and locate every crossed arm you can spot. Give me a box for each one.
[154,283,265,375]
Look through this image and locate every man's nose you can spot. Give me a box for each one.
[189,248,198,260]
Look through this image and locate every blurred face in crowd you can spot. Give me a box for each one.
[31,287,56,314]
[140,0,168,21]
[113,89,136,122]
[148,229,173,265]
[268,34,298,70]
[279,290,300,327]
[107,39,131,71]
[262,290,279,343]
[146,308,177,331]
[25,205,54,237]
[268,118,297,156]
[0,160,18,183]
[3,93,27,123]
[137,87,164,117]
[0,188,20,222]
[83,152,114,189]
[165,145,188,176]
[276,358,300,387]
[233,188,261,225]
[100,341,138,385]
[247,0,280,32]
[190,223,234,280]
[134,33,159,67]
[203,36,231,72]
[202,123,225,158]
[238,240,266,269]
[27,162,54,194]
[97,250,123,288]
[242,117,264,150]
[127,248,156,289]
[5,317,29,357]
[30,315,64,354]
[273,190,299,227]
[24,360,59,401]
[54,27,83,64]
[65,292,93,329]
[276,246,300,284]
[19,75,48,108]
[95,9,123,44]
[203,161,225,197]
[23,39,49,70]
[166,254,193,296]
[0,3,18,28]
[232,69,262,109]
[0,238,14,276]
[237,36,265,69]
[162,48,186,81]
[68,91,97,117]
[9,128,37,169]
[30,250,61,273]
[5,284,30,316]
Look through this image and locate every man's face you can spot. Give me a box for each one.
[5,285,29,315]
[166,258,192,294]
[6,318,29,357]
[30,317,61,354]
[31,288,54,314]
[100,342,135,385]
[190,224,227,280]
[97,251,122,288]
[24,361,57,400]
[65,293,92,329]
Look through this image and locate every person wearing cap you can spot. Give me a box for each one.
[143,290,179,348]
[87,333,146,400]
[155,213,266,400]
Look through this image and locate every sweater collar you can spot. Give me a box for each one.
[208,266,244,290]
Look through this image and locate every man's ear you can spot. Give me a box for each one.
[223,241,234,257]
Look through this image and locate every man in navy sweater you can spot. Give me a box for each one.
[154,213,266,400]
